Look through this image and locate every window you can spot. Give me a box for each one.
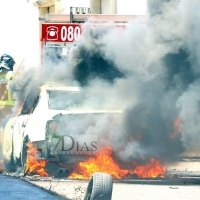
[48,89,118,110]
[48,91,85,110]
[20,87,40,115]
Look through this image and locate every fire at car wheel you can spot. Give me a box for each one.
[84,172,113,200]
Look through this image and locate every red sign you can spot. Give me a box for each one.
[42,24,82,42]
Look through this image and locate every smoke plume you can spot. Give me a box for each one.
[8,0,200,165]
[67,0,200,161]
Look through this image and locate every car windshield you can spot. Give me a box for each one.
[49,90,108,110]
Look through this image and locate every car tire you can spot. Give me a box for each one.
[84,172,113,200]
[3,143,16,173]
[20,137,29,174]
[3,158,16,173]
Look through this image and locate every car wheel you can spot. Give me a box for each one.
[3,158,16,173]
[3,142,16,173]
[84,172,113,200]
[20,137,29,173]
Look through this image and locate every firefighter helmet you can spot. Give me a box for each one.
[0,54,15,72]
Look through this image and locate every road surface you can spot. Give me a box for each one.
[22,159,200,200]
[0,174,60,200]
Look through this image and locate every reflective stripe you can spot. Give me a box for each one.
[7,89,13,101]
[0,74,6,78]
[0,101,14,106]
[0,74,14,106]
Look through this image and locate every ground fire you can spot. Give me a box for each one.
[131,158,166,178]
[24,143,166,179]
[69,147,166,180]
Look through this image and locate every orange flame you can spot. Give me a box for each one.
[170,118,182,139]
[17,104,23,115]
[69,147,166,180]
[131,158,166,178]
[69,147,128,179]
[25,143,48,177]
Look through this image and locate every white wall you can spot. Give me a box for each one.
[101,0,110,14]
[117,0,147,15]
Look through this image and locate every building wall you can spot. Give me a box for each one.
[90,0,117,14]
[90,0,101,14]
[101,0,110,14]
[49,6,55,13]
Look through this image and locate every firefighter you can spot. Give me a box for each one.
[0,54,15,129]
[0,54,16,157]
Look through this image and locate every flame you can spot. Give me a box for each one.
[12,103,23,116]
[69,147,166,180]
[69,147,128,179]
[24,143,166,179]
[17,104,22,115]
[170,118,182,139]
[131,158,166,178]
[25,143,48,177]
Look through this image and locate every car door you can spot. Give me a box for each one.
[12,86,40,163]
[2,116,18,161]
[12,115,30,163]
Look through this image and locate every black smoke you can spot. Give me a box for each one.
[69,25,124,85]
[7,0,200,165]
[67,0,200,162]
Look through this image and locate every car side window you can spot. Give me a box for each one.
[30,95,40,114]
[20,87,40,115]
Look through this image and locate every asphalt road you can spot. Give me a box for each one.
[0,175,59,200]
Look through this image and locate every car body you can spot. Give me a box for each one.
[1,82,122,173]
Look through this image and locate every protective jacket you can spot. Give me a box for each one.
[0,69,14,128]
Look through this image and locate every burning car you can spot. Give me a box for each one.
[1,82,122,175]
